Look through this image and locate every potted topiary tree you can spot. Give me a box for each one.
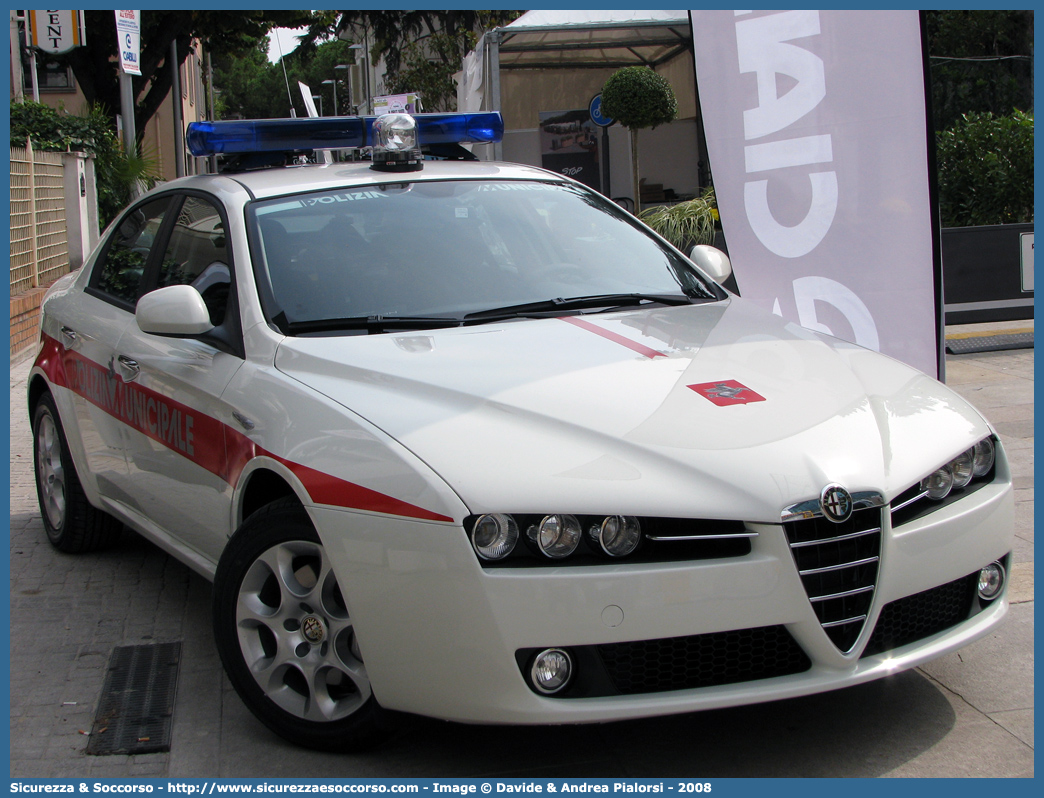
[600,66,678,213]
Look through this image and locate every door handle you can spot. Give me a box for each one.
[59,326,77,345]
[115,355,140,382]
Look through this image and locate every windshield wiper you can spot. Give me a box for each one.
[464,293,695,321]
[284,315,464,335]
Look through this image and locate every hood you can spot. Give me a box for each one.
[275,298,989,523]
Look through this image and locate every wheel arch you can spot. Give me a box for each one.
[27,373,51,418]
[234,459,307,528]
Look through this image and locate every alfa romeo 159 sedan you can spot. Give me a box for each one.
[29,112,1013,750]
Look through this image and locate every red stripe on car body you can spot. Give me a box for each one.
[558,316,666,359]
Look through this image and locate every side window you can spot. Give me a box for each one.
[94,198,172,304]
[157,196,231,325]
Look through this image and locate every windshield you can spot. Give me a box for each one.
[248,179,721,333]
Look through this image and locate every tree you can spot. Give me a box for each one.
[925,10,1034,132]
[212,39,365,120]
[936,110,1034,227]
[332,11,522,76]
[46,10,329,135]
[382,32,476,112]
[292,11,522,112]
[600,66,678,213]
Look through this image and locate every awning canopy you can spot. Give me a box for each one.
[496,10,692,70]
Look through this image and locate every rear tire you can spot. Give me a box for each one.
[32,391,122,553]
[213,498,388,751]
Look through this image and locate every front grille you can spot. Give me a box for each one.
[595,625,811,695]
[784,506,882,652]
[861,572,978,657]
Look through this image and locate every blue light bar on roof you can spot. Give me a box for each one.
[186,112,504,157]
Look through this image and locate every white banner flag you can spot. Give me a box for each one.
[691,10,941,377]
[114,10,141,76]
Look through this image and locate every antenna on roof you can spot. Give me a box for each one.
[272,29,297,118]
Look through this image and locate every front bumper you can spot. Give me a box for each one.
[310,475,1014,725]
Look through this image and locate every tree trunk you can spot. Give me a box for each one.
[630,127,641,215]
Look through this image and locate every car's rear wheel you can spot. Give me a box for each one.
[32,391,122,552]
[213,498,386,751]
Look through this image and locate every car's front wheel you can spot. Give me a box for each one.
[213,498,386,751]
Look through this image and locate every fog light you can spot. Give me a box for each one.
[471,514,518,561]
[589,515,642,557]
[530,648,572,694]
[951,449,975,489]
[972,438,995,477]
[531,515,581,559]
[977,561,1006,601]
[921,465,953,500]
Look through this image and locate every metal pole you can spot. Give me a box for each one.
[170,40,184,177]
[489,31,502,161]
[206,49,216,173]
[363,27,371,114]
[29,46,39,102]
[27,136,39,288]
[10,10,24,102]
[119,69,138,200]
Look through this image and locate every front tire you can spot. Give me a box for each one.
[32,391,122,552]
[213,499,386,751]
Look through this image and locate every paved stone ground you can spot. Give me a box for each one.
[8,332,1033,778]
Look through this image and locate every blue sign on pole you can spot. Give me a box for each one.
[589,94,613,127]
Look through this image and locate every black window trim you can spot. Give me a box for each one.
[86,192,181,312]
[86,188,246,359]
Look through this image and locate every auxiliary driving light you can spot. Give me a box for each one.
[470,514,518,561]
[530,515,582,559]
[589,515,642,557]
[921,465,954,500]
[530,648,573,694]
[977,561,1006,601]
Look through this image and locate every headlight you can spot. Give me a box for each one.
[589,515,642,557]
[529,515,582,559]
[914,437,997,504]
[470,513,518,560]
[972,438,995,477]
[921,465,954,500]
[950,449,975,489]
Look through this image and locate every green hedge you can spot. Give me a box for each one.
[10,101,157,227]
[936,110,1033,227]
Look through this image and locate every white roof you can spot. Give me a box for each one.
[503,10,690,32]
[496,9,692,70]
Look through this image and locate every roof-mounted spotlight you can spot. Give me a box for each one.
[371,113,422,172]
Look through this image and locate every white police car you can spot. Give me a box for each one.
[29,112,1013,750]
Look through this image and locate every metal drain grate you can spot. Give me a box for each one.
[946,333,1034,355]
[86,642,181,755]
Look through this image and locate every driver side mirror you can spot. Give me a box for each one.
[136,284,214,336]
[689,244,733,284]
